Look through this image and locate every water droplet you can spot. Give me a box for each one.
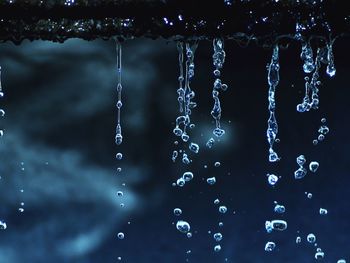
[219,206,227,214]
[214,245,221,252]
[117,257,122,261]
[218,222,224,227]
[296,155,306,166]
[176,220,190,233]
[18,208,24,213]
[309,161,319,173]
[117,191,123,197]
[313,139,318,145]
[0,221,7,230]
[318,125,329,135]
[173,208,182,216]
[318,134,325,141]
[117,232,125,239]
[265,220,287,233]
[319,208,328,215]
[274,204,285,214]
[182,172,194,182]
[117,167,122,173]
[206,138,215,148]
[307,193,313,199]
[267,174,279,185]
[206,177,216,185]
[296,236,302,244]
[294,167,307,179]
[315,250,325,260]
[307,233,316,243]
[214,199,220,205]
[176,177,186,187]
[182,153,191,164]
[321,118,327,123]
[213,232,223,242]
[214,161,221,167]
[116,153,123,160]
[172,150,178,162]
[264,241,276,252]
[186,232,192,238]
[0,109,5,117]
[189,142,199,153]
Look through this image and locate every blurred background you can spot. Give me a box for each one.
[0,37,349,263]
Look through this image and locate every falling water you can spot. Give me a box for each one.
[0,66,4,138]
[266,45,280,162]
[115,41,123,146]
[173,42,198,142]
[211,38,228,138]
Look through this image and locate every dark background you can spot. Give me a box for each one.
[0,37,349,263]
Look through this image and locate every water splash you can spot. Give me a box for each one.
[211,38,228,138]
[115,41,123,145]
[266,45,280,162]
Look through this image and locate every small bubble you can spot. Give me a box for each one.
[214,199,220,205]
[265,220,287,233]
[313,139,318,145]
[274,204,286,214]
[214,161,221,167]
[315,250,325,260]
[309,161,319,173]
[294,167,307,179]
[116,153,123,160]
[186,232,192,238]
[18,208,24,213]
[296,236,302,244]
[318,125,329,135]
[206,138,215,148]
[117,232,125,239]
[321,118,326,123]
[0,221,7,230]
[307,193,313,199]
[318,134,325,141]
[117,167,122,173]
[177,177,186,187]
[173,208,182,216]
[182,172,194,182]
[307,233,316,243]
[189,142,199,153]
[319,208,328,215]
[117,256,122,261]
[264,242,276,252]
[218,222,224,227]
[214,245,221,252]
[206,177,216,185]
[176,220,190,233]
[296,155,306,166]
[117,191,123,197]
[267,174,278,185]
[219,206,227,214]
[213,232,223,242]
[337,260,347,263]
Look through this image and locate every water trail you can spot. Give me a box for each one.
[266,45,280,162]
[115,41,123,145]
[300,41,315,74]
[211,38,228,137]
[173,42,198,142]
[0,66,4,138]
[326,40,336,77]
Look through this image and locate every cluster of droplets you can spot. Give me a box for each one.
[266,45,280,162]
[211,38,228,138]
[297,40,336,113]
[313,118,329,145]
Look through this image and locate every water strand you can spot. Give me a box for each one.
[211,38,228,137]
[266,45,280,162]
[115,41,123,145]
